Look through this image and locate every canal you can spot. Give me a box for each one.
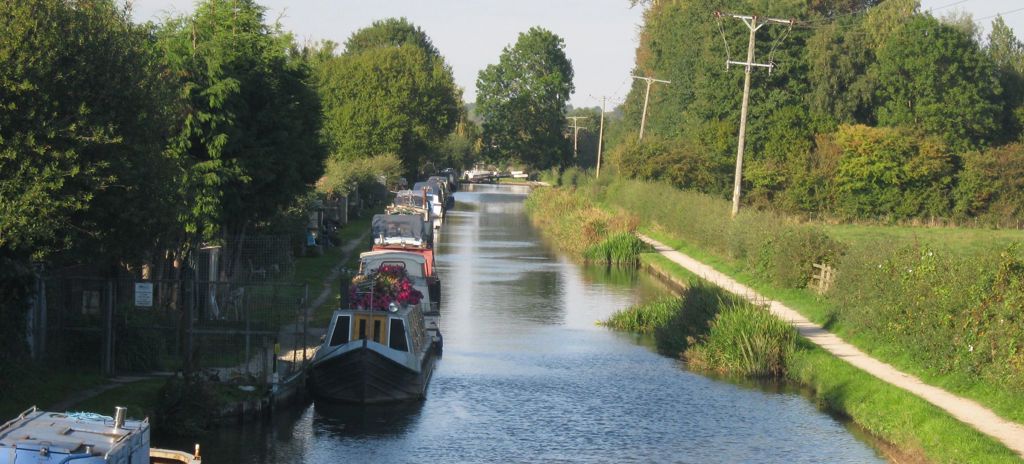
[187,183,887,463]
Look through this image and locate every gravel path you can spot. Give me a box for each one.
[638,233,1024,457]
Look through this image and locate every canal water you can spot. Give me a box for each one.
[182,184,886,463]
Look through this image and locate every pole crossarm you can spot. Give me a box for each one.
[715,11,794,218]
[631,75,671,140]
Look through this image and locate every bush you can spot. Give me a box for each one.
[601,296,681,333]
[600,178,844,288]
[154,375,221,435]
[524,186,639,259]
[582,232,652,266]
[686,303,796,377]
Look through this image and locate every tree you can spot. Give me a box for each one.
[315,42,459,175]
[0,0,176,357]
[344,17,440,59]
[987,16,1024,142]
[476,27,574,169]
[156,0,326,242]
[873,15,1002,152]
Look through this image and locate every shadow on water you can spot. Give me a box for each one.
[312,401,424,438]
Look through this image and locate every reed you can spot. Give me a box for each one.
[600,296,681,333]
[685,303,796,377]
[525,186,645,264]
[583,232,652,266]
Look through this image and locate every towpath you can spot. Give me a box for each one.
[638,233,1024,458]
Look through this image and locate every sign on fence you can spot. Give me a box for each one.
[134,282,154,308]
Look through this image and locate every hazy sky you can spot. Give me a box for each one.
[130,1,1024,108]
[130,0,646,108]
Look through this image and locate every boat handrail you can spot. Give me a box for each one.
[0,406,37,432]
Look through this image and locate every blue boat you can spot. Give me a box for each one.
[0,406,199,464]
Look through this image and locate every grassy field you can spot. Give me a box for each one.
[824,223,1024,257]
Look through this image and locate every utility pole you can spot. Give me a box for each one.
[596,97,606,178]
[717,11,793,218]
[567,116,588,159]
[631,75,670,140]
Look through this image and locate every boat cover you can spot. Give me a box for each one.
[372,214,426,242]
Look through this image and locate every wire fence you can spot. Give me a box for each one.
[34,246,315,389]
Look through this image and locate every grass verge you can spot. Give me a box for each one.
[613,256,1022,462]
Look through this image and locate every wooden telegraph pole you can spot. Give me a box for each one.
[631,75,670,140]
[716,11,793,218]
[567,116,588,159]
[596,96,606,178]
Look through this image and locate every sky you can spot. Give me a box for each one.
[130,0,646,109]
[130,1,1024,108]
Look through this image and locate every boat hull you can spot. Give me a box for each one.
[308,340,436,404]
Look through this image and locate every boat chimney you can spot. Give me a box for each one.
[113,406,126,430]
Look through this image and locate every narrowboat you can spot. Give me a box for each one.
[307,253,441,403]
[0,406,200,464]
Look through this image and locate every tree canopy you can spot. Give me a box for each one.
[156,0,326,241]
[476,27,575,169]
[312,18,460,180]
[609,0,1024,223]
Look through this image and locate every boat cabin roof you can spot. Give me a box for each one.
[0,408,148,461]
[372,214,427,242]
[359,251,427,278]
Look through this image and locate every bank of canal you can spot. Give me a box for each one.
[162,184,886,463]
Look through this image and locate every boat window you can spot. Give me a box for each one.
[329,316,350,347]
[373,320,382,343]
[389,319,408,352]
[358,319,367,339]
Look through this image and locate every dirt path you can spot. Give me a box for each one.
[638,233,1024,457]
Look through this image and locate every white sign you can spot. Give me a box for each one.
[134,282,154,308]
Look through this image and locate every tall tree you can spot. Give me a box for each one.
[0,0,175,357]
[476,27,574,169]
[344,17,441,59]
[987,16,1024,141]
[313,19,460,178]
[872,15,1002,152]
[156,0,326,242]
[314,42,459,174]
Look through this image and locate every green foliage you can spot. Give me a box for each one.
[686,303,796,378]
[154,376,222,435]
[313,24,460,176]
[582,232,652,266]
[611,135,728,194]
[602,178,843,289]
[600,296,681,334]
[832,124,955,219]
[954,143,1024,222]
[0,0,178,262]
[319,153,404,196]
[873,15,1002,152]
[157,0,326,240]
[523,186,638,258]
[476,27,574,169]
[832,243,1024,391]
[343,17,440,59]
[612,0,1024,224]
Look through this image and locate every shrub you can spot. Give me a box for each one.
[601,296,681,334]
[685,303,796,377]
[583,232,652,266]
